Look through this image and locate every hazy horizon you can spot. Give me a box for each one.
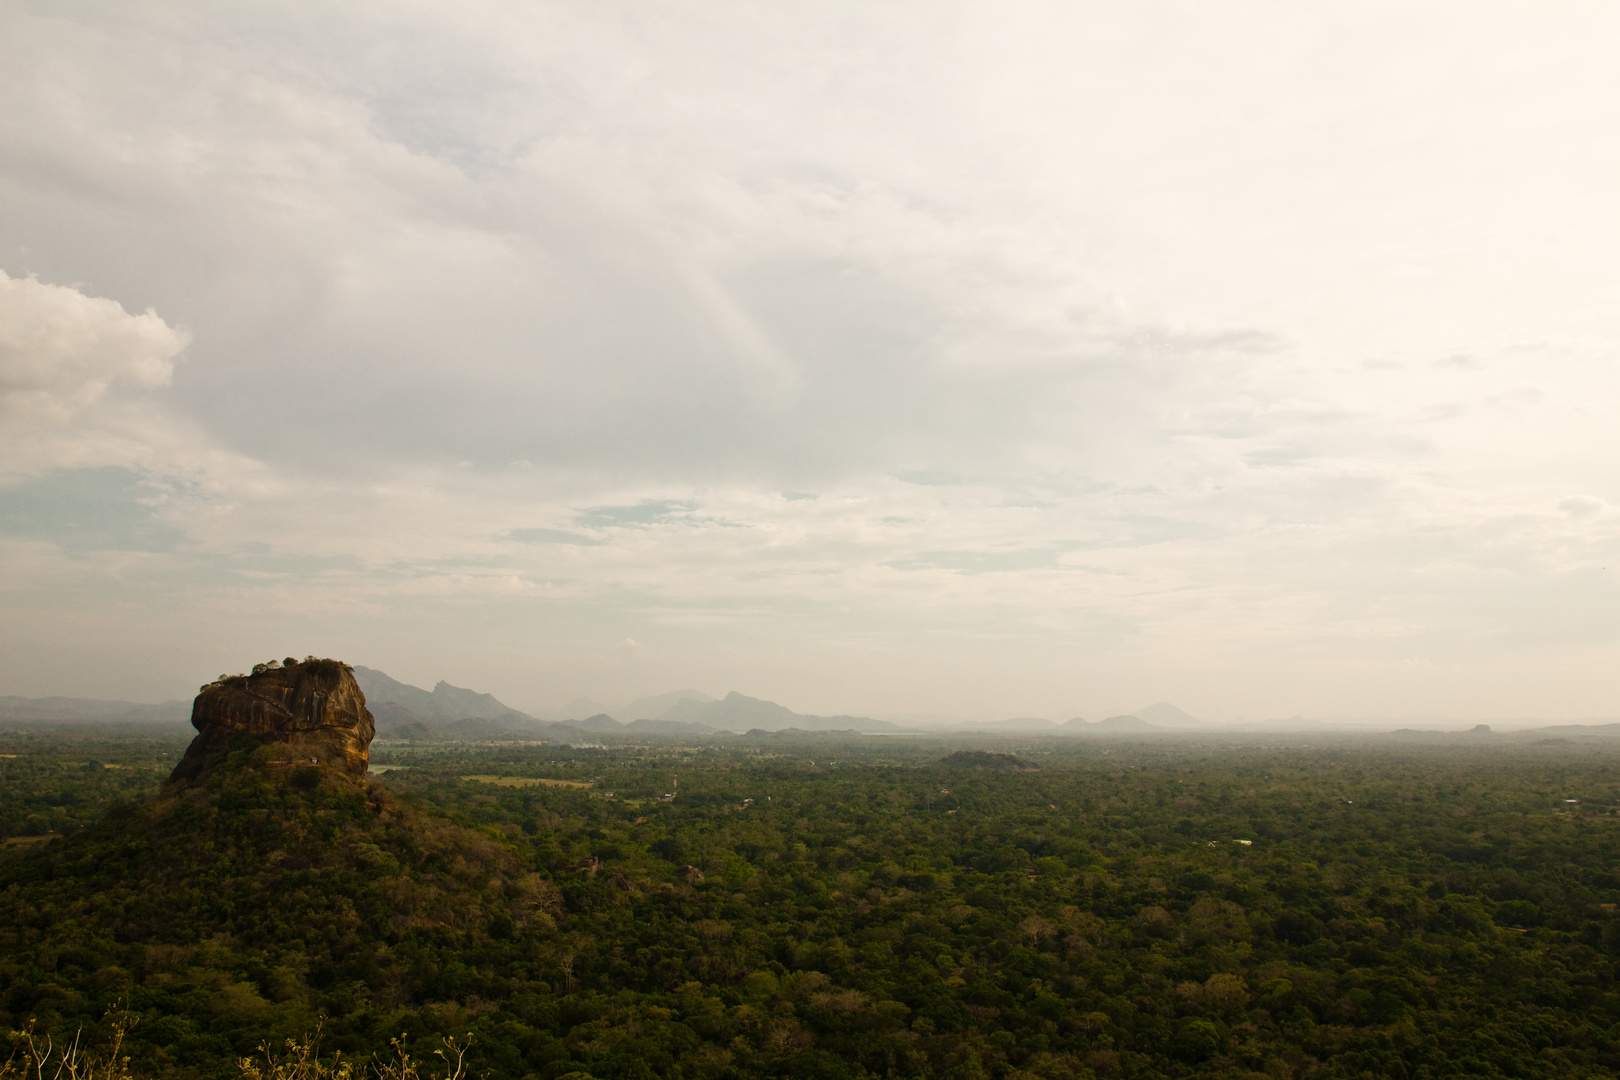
[6,663,1618,735]
[3,3,1619,721]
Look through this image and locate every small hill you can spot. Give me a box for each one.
[1131,702,1200,727]
[623,717,718,735]
[369,699,433,738]
[1091,714,1158,732]
[624,688,716,720]
[1511,722,1620,740]
[940,750,1040,771]
[960,717,1058,732]
[536,695,615,722]
[789,713,897,732]
[663,691,898,732]
[568,712,627,732]
[1391,724,1498,740]
[663,691,797,729]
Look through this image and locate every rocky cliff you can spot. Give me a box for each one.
[170,657,375,783]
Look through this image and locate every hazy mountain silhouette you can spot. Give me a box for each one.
[624,688,716,720]
[1090,714,1159,731]
[569,713,627,732]
[537,696,615,722]
[351,666,533,724]
[661,691,898,732]
[1131,702,1201,726]
[959,717,1059,731]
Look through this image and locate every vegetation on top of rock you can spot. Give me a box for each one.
[204,659,352,691]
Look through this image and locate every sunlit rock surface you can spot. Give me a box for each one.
[171,658,374,783]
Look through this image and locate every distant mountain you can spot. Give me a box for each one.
[370,701,430,736]
[0,695,190,726]
[663,691,795,729]
[1090,715,1159,731]
[528,690,714,724]
[623,718,718,735]
[371,700,541,742]
[569,713,627,733]
[352,666,533,723]
[1513,722,1620,739]
[661,691,899,733]
[362,678,898,738]
[624,689,716,720]
[790,714,898,732]
[539,722,594,742]
[960,717,1058,732]
[878,713,971,729]
[1390,724,1498,739]
[1132,702,1200,727]
[534,696,615,722]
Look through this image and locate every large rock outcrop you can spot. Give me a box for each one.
[170,658,375,783]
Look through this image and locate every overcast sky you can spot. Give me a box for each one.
[3,1,1618,720]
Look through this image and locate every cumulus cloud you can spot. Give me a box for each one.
[0,270,187,419]
[0,270,261,491]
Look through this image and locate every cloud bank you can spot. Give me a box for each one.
[1,2,1618,717]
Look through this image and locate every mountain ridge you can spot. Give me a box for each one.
[1132,701,1202,727]
[658,691,899,733]
[351,666,533,724]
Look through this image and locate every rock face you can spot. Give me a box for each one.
[170,658,375,783]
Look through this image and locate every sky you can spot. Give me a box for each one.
[2,1,1618,721]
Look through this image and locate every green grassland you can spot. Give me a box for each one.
[3,734,1620,1080]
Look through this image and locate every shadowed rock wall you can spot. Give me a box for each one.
[170,659,374,783]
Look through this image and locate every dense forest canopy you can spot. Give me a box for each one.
[3,731,1620,1080]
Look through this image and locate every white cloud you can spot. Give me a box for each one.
[0,269,186,419]
[0,269,265,492]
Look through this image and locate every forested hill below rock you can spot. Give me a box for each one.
[0,740,545,1080]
